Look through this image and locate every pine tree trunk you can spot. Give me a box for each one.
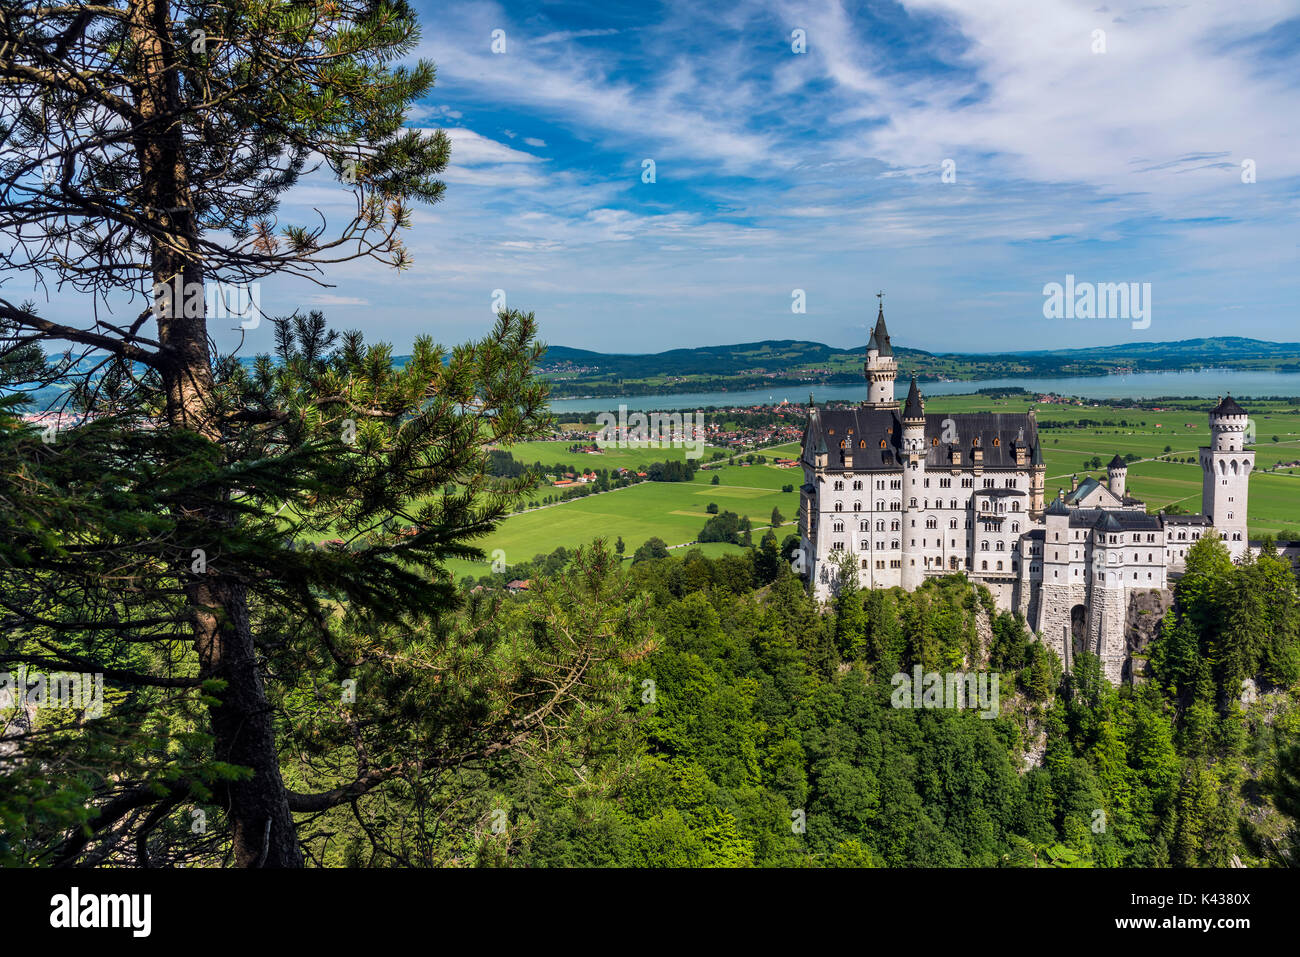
[129,0,301,867]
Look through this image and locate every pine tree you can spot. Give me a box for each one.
[0,1,585,867]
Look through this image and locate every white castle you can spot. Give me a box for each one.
[798,304,1259,682]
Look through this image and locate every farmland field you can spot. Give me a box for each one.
[453,392,1300,579]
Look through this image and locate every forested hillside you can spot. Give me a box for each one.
[491,538,1299,867]
[275,536,1300,868]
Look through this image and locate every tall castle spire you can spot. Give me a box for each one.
[864,296,898,408]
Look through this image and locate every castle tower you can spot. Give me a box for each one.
[1029,439,1046,519]
[864,300,898,409]
[1036,494,1077,669]
[899,376,926,590]
[1090,513,1129,682]
[1200,395,1253,559]
[1107,454,1128,499]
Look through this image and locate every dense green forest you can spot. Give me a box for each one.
[420,537,1297,868]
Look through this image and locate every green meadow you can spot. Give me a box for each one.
[446,458,801,579]
[453,393,1300,578]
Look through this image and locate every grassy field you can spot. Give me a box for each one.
[446,458,801,579]
[453,393,1300,579]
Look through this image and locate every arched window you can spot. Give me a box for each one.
[880,439,887,449]
[981,560,988,570]
[993,437,1000,447]
[858,440,866,448]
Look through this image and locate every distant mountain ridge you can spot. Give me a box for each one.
[542,336,1300,368]
[536,336,1300,386]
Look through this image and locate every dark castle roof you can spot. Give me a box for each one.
[1212,395,1246,417]
[1108,454,1127,470]
[803,406,1040,472]
[867,308,893,357]
[1068,508,1162,531]
[903,377,924,420]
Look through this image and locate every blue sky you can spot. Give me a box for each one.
[44,1,1300,355]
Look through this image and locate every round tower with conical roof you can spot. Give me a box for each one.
[1106,454,1128,499]
[1200,395,1253,558]
[864,302,898,408]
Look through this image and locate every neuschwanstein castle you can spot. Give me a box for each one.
[798,305,1260,682]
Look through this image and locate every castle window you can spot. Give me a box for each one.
[981,561,988,570]
[859,440,866,448]
[834,502,843,512]
[972,437,980,446]
[932,437,939,446]
[993,437,1000,447]
[880,439,887,449]
[839,440,846,449]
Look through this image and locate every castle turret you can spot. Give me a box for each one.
[900,376,926,589]
[1200,395,1252,559]
[1107,454,1128,499]
[1036,495,1076,669]
[864,303,898,409]
[1029,439,1046,519]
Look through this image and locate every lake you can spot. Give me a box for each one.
[547,368,1300,414]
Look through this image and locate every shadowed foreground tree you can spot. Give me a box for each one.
[0,1,628,867]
